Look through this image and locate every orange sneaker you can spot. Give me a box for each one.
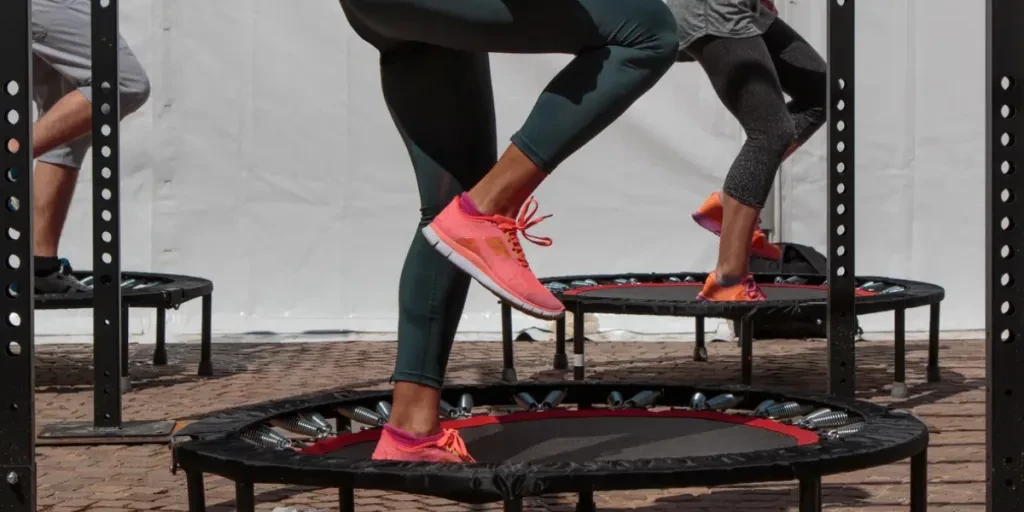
[371,427,475,463]
[696,272,767,302]
[691,192,782,261]
[422,195,565,319]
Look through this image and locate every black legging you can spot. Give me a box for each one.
[686,17,827,209]
[337,0,679,389]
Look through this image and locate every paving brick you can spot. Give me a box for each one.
[29,337,988,511]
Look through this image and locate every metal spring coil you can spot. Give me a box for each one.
[240,425,291,450]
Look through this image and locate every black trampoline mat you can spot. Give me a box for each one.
[565,283,865,302]
[322,412,814,464]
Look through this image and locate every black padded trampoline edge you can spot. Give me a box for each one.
[541,273,944,318]
[34,271,213,310]
[172,382,929,502]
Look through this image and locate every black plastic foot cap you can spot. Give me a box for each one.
[553,353,568,370]
[502,368,518,383]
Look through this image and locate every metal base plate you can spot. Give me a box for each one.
[37,420,177,446]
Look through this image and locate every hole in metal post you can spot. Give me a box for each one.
[6,342,20,356]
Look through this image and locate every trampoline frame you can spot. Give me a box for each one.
[172,382,930,512]
[500,273,944,397]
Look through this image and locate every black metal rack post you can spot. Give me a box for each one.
[987,1,1024,509]
[825,0,857,398]
[37,0,175,443]
[0,0,36,509]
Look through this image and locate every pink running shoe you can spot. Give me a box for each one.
[422,196,565,319]
[371,427,475,463]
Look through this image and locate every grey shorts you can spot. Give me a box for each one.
[31,0,150,169]
[666,0,778,51]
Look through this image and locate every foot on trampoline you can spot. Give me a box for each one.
[35,258,90,294]
[696,273,766,302]
[890,382,909,399]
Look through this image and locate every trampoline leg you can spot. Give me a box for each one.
[235,481,255,512]
[573,303,586,381]
[798,477,822,512]
[153,307,167,366]
[693,316,708,362]
[503,498,523,512]
[739,317,753,386]
[927,303,941,382]
[553,316,568,370]
[576,491,596,512]
[501,302,518,383]
[892,308,908,399]
[198,294,214,376]
[185,471,205,512]
[121,304,131,392]
[339,487,355,512]
[910,448,928,512]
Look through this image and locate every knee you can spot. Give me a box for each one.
[621,0,680,64]
[119,64,151,116]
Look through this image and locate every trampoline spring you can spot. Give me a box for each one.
[458,393,474,417]
[667,277,682,282]
[624,390,661,409]
[774,276,785,284]
[613,277,640,285]
[569,279,599,288]
[684,276,697,283]
[80,276,94,286]
[607,391,625,409]
[270,415,331,440]
[539,389,567,411]
[704,393,742,411]
[304,412,333,433]
[375,401,392,422]
[799,408,832,423]
[879,285,906,295]
[545,281,570,293]
[121,279,137,288]
[240,425,292,450]
[752,399,775,416]
[824,422,866,440]
[764,401,804,419]
[513,392,539,411]
[689,392,707,410]
[859,281,886,292]
[802,411,851,430]
[783,276,807,285]
[340,406,386,427]
[439,399,460,418]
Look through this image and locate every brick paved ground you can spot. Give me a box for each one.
[30,334,985,511]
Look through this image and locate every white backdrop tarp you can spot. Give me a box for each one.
[36,0,985,342]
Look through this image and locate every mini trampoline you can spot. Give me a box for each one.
[35,269,215,377]
[172,382,929,512]
[499,272,944,397]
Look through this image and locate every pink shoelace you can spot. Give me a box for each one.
[497,197,552,268]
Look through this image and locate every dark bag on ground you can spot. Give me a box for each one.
[747,242,860,340]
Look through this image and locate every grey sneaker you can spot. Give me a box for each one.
[35,258,91,294]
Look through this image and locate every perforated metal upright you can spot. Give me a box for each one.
[0,1,36,510]
[825,0,856,398]
[987,1,1024,510]
[37,0,175,443]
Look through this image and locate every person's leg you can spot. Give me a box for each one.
[685,34,796,301]
[361,42,497,463]
[30,0,151,292]
[761,17,827,158]
[342,0,678,319]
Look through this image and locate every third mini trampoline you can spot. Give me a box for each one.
[499,272,944,397]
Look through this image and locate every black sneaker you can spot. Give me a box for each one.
[35,258,91,294]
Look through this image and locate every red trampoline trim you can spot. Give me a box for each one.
[300,408,820,456]
[560,282,876,297]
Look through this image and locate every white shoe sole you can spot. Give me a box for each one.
[421,225,565,320]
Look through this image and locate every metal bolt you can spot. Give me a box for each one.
[6,471,18,484]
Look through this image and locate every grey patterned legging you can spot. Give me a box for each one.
[685,17,827,209]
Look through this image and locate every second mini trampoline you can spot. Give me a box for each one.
[499,272,945,397]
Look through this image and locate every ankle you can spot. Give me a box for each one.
[387,419,440,438]
[713,269,747,286]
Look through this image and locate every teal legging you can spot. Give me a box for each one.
[339,0,678,388]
